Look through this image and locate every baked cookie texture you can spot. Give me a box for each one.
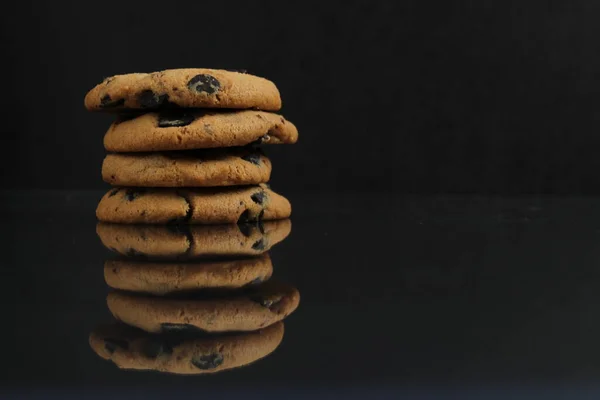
[89,321,284,374]
[104,254,273,295]
[104,110,298,152]
[102,148,271,187]
[96,184,291,224]
[107,282,300,333]
[96,219,292,259]
[85,69,281,111]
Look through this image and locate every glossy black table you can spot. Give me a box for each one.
[2,190,600,399]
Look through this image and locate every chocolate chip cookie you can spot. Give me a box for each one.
[89,321,284,374]
[102,148,271,187]
[96,184,291,224]
[104,110,298,152]
[107,282,300,333]
[96,219,291,259]
[85,69,281,111]
[105,254,273,295]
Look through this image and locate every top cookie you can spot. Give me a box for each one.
[84,69,281,112]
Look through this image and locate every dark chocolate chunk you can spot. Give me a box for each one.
[100,94,125,108]
[160,323,205,334]
[237,209,251,225]
[250,191,267,205]
[248,134,270,147]
[251,296,282,311]
[252,238,266,251]
[238,223,254,237]
[246,277,264,286]
[158,111,196,128]
[108,188,120,197]
[141,338,173,359]
[187,74,221,95]
[191,353,224,370]
[138,90,169,108]
[125,189,146,201]
[241,153,261,166]
[104,338,129,354]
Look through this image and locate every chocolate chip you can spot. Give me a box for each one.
[241,153,261,166]
[157,111,196,128]
[125,189,146,201]
[251,191,267,205]
[138,90,169,108]
[238,223,254,237]
[246,277,264,286]
[252,238,266,251]
[237,209,250,225]
[141,338,173,359]
[258,210,265,221]
[187,74,221,95]
[160,323,205,334]
[108,188,120,197]
[251,296,282,311]
[191,353,224,370]
[100,94,125,108]
[104,338,129,354]
[225,69,248,74]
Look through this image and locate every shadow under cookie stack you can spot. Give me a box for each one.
[84,69,299,374]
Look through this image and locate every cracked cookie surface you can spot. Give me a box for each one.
[96,219,291,259]
[104,110,298,152]
[96,184,291,224]
[102,148,271,187]
[84,69,281,111]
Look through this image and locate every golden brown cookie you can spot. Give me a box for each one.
[89,321,284,374]
[105,254,273,295]
[84,69,281,112]
[107,282,300,333]
[102,148,271,187]
[96,184,291,224]
[104,110,298,152]
[96,219,292,259]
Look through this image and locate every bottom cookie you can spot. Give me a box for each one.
[89,322,284,375]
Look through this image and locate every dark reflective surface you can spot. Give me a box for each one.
[3,191,600,398]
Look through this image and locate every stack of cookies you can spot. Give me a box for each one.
[84,69,300,374]
[84,69,297,225]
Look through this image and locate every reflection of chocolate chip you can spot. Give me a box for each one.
[100,95,125,108]
[187,74,221,95]
[125,189,146,201]
[160,323,205,334]
[158,111,196,128]
[141,338,173,359]
[258,210,265,221]
[108,188,120,197]
[252,238,266,251]
[241,153,261,166]
[104,338,129,353]
[237,209,250,225]
[250,191,267,205]
[138,90,169,108]
[238,223,253,237]
[191,353,224,370]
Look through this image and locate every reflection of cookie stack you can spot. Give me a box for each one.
[84,69,297,224]
[85,69,299,374]
[91,223,299,374]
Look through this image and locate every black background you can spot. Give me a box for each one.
[2,0,600,194]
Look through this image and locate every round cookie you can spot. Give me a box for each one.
[102,148,271,187]
[84,69,281,112]
[89,321,284,375]
[105,110,298,152]
[107,282,300,333]
[96,184,291,224]
[96,219,292,259]
[105,254,273,295]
